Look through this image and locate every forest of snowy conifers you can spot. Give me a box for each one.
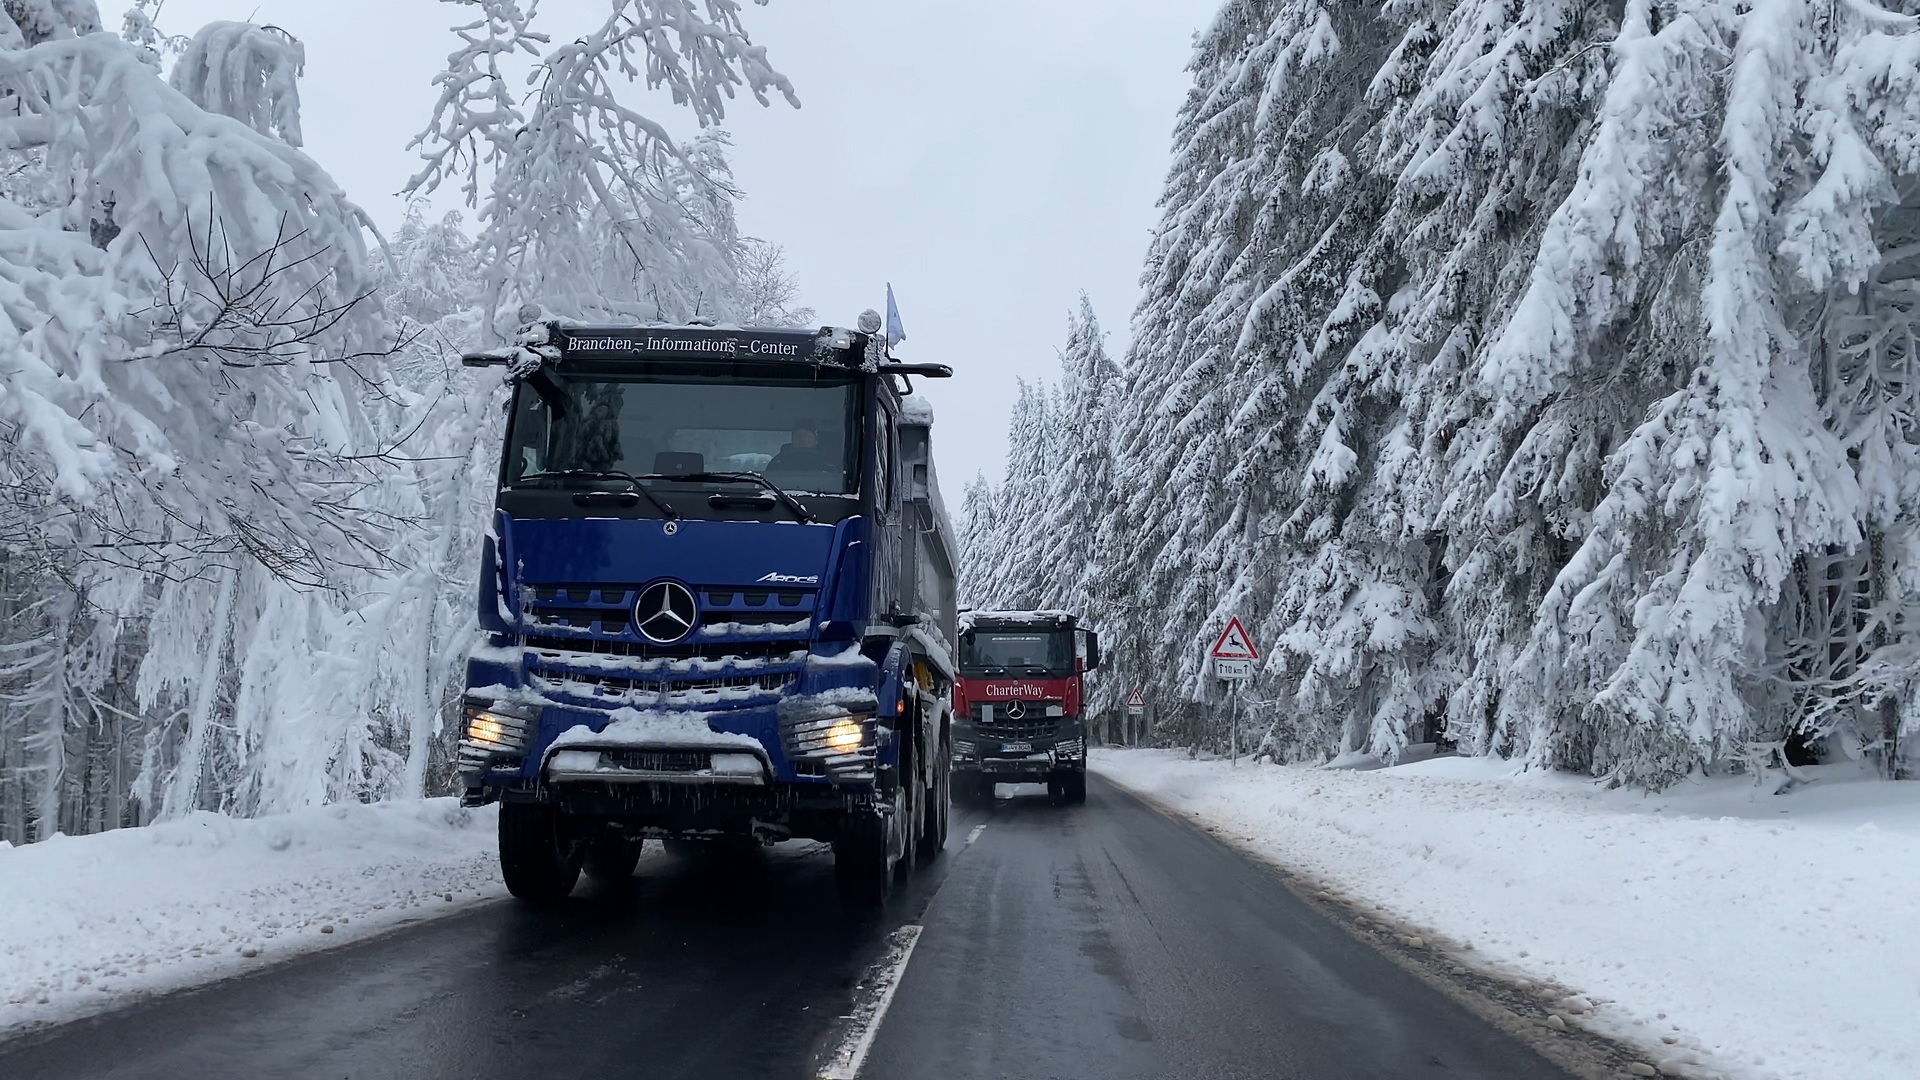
[0,1,813,843]
[6,0,1920,848]
[962,0,1920,787]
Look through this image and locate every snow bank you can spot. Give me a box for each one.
[0,799,505,1039]
[1092,749,1920,1080]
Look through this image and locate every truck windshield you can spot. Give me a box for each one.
[960,630,1074,676]
[503,367,861,496]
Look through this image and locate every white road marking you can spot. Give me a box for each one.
[966,824,987,846]
[819,924,924,1080]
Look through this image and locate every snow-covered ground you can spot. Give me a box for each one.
[0,800,508,1039]
[1092,748,1920,1080]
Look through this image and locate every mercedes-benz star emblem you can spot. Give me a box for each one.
[634,581,697,644]
[1005,700,1027,721]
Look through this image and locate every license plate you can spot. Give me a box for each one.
[1001,741,1031,753]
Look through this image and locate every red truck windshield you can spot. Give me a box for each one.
[959,628,1074,677]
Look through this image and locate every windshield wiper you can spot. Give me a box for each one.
[517,469,678,519]
[642,471,815,524]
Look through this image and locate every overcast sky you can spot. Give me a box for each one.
[163,0,1220,489]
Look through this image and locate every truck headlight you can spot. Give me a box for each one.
[825,718,865,752]
[784,712,874,759]
[459,699,536,769]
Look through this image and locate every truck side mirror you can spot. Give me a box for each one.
[1084,630,1101,671]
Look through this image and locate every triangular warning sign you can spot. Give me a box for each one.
[1126,688,1147,708]
[1210,617,1259,661]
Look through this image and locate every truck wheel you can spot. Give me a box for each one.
[1067,771,1088,805]
[920,744,950,859]
[499,802,583,903]
[582,837,642,883]
[834,812,891,907]
[894,771,921,883]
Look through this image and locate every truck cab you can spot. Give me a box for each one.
[952,610,1100,805]
[457,321,958,906]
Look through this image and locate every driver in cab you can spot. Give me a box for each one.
[768,420,832,476]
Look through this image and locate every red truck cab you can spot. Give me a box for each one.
[952,610,1100,805]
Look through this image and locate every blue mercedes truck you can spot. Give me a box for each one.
[456,319,958,906]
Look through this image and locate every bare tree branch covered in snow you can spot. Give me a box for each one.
[732,238,816,326]
[405,0,797,331]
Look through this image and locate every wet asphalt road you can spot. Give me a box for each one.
[0,775,1566,1080]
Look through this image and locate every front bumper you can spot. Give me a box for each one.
[953,731,1086,778]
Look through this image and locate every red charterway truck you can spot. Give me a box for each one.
[951,610,1101,805]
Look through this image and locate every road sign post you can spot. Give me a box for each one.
[1125,688,1147,747]
[1209,618,1260,766]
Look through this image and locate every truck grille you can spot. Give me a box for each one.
[519,583,817,642]
[514,581,816,709]
[976,719,1057,743]
[523,635,803,665]
[534,669,793,700]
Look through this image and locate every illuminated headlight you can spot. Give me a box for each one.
[954,739,976,759]
[785,712,875,758]
[826,718,865,752]
[458,699,536,771]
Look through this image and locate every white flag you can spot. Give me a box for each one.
[885,283,907,346]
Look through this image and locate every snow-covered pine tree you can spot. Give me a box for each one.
[1037,298,1121,619]
[1102,0,1295,731]
[976,380,1062,610]
[1105,0,1920,783]
[1492,0,1920,784]
[957,473,1000,610]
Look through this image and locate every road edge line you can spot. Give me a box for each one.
[818,923,924,1080]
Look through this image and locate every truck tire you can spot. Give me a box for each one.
[894,768,921,883]
[499,802,582,903]
[582,837,642,883]
[1067,771,1088,805]
[835,811,891,907]
[920,743,950,859]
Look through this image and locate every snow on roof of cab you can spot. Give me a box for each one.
[959,609,1077,632]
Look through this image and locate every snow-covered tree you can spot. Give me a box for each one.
[406,0,796,333]
[957,472,999,609]
[1038,298,1121,619]
[959,300,1123,653]
[732,238,817,326]
[1086,0,1920,784]
[168,21,305,144]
